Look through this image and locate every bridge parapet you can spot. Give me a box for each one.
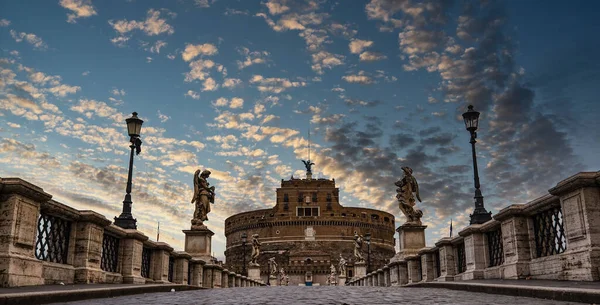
[0,177,266,288]
[349,171,600,286]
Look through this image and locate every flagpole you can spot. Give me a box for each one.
[157,221,160,241]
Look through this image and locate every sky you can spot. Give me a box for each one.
[1,0,599,261]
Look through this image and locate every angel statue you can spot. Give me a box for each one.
[395,166,423,224]
[268,257,278,276]
[338,254,346,276]
[250,234,261,266]
[302,159,315,173]
[190,169,215,229]
[353,233,364,262]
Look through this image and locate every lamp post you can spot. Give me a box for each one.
[462,105,492,225]
[114,112,144,229]
[365,232,371,274]
[241,232,248,276]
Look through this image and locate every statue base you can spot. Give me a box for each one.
[338,275,346,286]
[392,223,427,261]
[248,265,261,281]
[354,261,366,278]
[183,227,214,262]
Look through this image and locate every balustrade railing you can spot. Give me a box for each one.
[101,233,120,273]
[141,247,152,278]
[456,242,466,274]
[532,206,566,258]
[168,255,175,282]
[486,227,504,267]
[35,213,71,264]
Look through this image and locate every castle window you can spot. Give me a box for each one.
[371,214,379,220]
[312,192,317,202]
[326,193,331,202]
[298,192,303,203]
[283,193,289,202]
[384,217,390,222]
[297,207,320,217]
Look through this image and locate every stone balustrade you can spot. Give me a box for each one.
[347,171,600,286]
[0,177,265,288]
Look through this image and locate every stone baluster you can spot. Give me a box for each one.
[397,260,408,285]
[418,247,436,282]
[457,224,487,280]
[188,258,205,287]
[172,252,191,284]
[383,265,390,286]
[119,229,149,284]
[72,211,111,284]
[406,255,421,283]
[376,269,384,286]
[150,242,173,283]
[221,268,229,288]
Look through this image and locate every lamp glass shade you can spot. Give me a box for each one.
[126,112,144,137]
[462,105,480,131]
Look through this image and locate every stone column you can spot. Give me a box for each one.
[241,276,248,287]
[406,255,421,283]
[376,269,384,286]
[491,204,531,279]
[235,274,242,287]
[548,171,600,281]
[99,225,126,284]
[0,178,50,287]
[72,211,111,284]
[418,247,435,282]
[458,225,486,280]
[221,268,229,288]
[434,238,455,281]
[120,229,149,284]
[383,265,390,287]
[398,261,408,285]
[189,258,205,287]
[389,262,399,286]
[228,271,235,287]
[151,242,173,283]
[203,264,214,288]
[338,274,346,286]
[211,265,222,288]
[172,252,191,284]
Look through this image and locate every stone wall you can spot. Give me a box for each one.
[0,177,265,288]
[347,171,600,286]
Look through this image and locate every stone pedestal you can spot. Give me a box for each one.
[338,275,346,286]
[354,261,366,278]
[268,274,276,285]
[458,225,486,280]
[189,259,205,287]
[151,242,174,283]
[393,223,427,261]
[72,211,112,284]
[248,265,261,281]
[398,261,408,285]
[418,247,436,282]
[406,255,421,283]
[183,228,214,262]
[389,262,399,286]
[173,252,191,285]
[119,229,147,284]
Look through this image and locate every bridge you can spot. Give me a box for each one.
[0,171,599,304]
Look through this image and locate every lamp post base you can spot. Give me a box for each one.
[114,214,137,229]
[469,208,492,225]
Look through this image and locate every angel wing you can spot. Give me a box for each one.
[413,176,422,202]
[191,169,201,203]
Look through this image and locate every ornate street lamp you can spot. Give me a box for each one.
[241,232,248,276]
[462,105,492,225]
[114,112,144,229]
[365,232,371,274]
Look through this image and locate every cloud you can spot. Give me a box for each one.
[349,39,373,54]
[47,84,81,97]
[359,51,387,61]
[111,88,126,96]
[194,0,216,8]
[342,72,373,85]
[149,40,167,53]
[7,122,21,128]
[265,0,290,15]
[236,47,270,69]
[182,43,218,61]
[344,99,382,107]
[10,30,48,50]
[222,78,242,89]
[157,110,170,122]
[230,97,244,109]
[184,59,219,82]
[311,51,344,74]
[0,19,10,27]
[109,9,175,45]
[59,0,97,23]
[249,75,307,93]
[184,90,200,99]
[202,77,218,91]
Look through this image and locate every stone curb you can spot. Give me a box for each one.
[0,284,203,305]
[407,282,600,304]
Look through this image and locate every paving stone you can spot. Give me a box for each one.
[53,286,581,305]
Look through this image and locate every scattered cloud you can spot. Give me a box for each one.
[0,19,10,27]
[182,43,218,61]
[10,30,48,50]
[184,90,200,99]
[109,9,175,46]
[349,39,373,54]
[249,75,307,93]
[59,0,97,23]
[158,110,170,122]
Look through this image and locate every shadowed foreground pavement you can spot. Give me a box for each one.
[50,286,581,305]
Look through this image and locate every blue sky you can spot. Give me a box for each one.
[1,0,599,260]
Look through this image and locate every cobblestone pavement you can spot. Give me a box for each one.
[53,286,582,305]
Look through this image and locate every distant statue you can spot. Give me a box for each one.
[250,234,261,266]
[338,254,346,276]
[395,166,423,224]
[354,233,364,262]
[268,257,278,276]
[191,169,215,229]
[302,159,315,173]
[328,264,337,286]
[279,268,287,286]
